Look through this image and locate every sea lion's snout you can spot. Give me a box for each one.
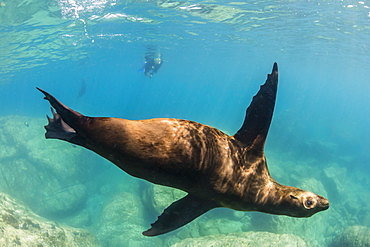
[317,196,330,211]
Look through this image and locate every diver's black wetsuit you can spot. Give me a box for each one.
[143,55,163,79]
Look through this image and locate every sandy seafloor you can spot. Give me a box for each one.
[0,0,369,246]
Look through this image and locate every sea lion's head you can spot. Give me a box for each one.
[281,189,330,217]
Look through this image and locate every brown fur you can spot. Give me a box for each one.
[36,63,329,236]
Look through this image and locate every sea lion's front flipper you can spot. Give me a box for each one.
[233,63,278,152]
[142,194,219,236]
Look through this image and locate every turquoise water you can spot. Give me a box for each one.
[0,0,369,246]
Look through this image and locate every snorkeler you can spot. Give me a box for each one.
[141,47,163,78]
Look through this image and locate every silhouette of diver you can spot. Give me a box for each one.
[142,52,163,79]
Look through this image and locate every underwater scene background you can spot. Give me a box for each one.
[0,0,369,246]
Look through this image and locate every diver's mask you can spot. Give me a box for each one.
[154,57,162,65]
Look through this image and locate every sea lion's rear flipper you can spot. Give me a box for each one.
[142,194,219,236]
[37,87,84,126]
[44,107,87,146]
[37,87,88,147]
[233,63,278,152]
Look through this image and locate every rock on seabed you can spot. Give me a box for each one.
[170,231,307,247]
[0,115,97,217]
[0,192,100,247]
[330,225,370,247]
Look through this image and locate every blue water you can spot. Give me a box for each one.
[0,0,369,246]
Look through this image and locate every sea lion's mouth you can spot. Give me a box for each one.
[320,198,330,211]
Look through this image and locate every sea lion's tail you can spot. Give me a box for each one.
[37,87,88,146]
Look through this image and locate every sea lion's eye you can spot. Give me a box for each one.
[304,198,315,209]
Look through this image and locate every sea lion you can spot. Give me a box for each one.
[37,63,329,237]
